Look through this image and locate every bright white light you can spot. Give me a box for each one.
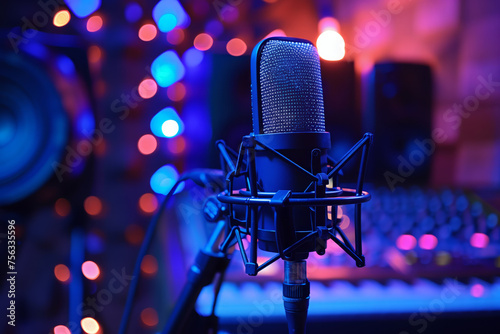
[161,120,180,137]
[316,30,345,61]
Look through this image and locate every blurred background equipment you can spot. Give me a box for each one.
[0,0,499,333]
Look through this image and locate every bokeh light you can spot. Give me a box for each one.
[138,193,158,214]
[167,135,186,154]
[84,196,103,216]
[167,82,186,101]
[65,0,101,18]
[87,45,102,64]
[470,233,489,248]
[167,28,185,45]
[125,224,144,245]
[141,307,159,327]
[141,254,159,275]
[86,15,103,32]
[81,317,100,334]
[82,261,100,280]
[138,78,158,99]
[138,134,157,155]
[54,325,71,334]
[205,19,223,37]
[318,17,340,33]
[193,33,213,51]
[153,0,190,32]
[316,30,345,61]
[264,29,286,38]
[396,234,417,251]
[53,10,71,27]
[419,234,438,250]
[54,264,71,283]
[55,198,71,217]
[125,2,142,22]
[470,283,485,298]
[138,24,157,42]
[150,107,184,138]
[226,38,247,56]
[150,164,183,195]
[182,47,204,67]
[151,51,185,87]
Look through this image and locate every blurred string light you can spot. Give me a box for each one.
[167,82,187,101]
[82,260,100,280]
[141,254,159,275]
[205,19,223,37]
[125,2,143,23]
[54,264,71,282]
[125,224,144,245]
[166,28,185,45]
[84,196,103,216]
[141,307,159,327]
[166,136,186,154]
[153,0,190,33]
[193,33,213,51]
[150,107,184,138]
[226,38,247,56]
[138,134,158,155]
[265,29,286,38]
[150,164,184,195]
[138,78,158,99]
[138,193,158,214]
[53,10,71,27]
[54,325,72,334]
[138,24,158,42]
[81,317,100,334]
[316,17,345,61]
[65,0,101,18]
[87,45,102,64]
[86,15,103,32]
[54,198,71,217]
[151,51,185,87]
[182,48,204,68]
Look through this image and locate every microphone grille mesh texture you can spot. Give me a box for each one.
[259,39,325,134]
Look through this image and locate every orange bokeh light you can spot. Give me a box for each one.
[82,261,100,280]
[54,325,71,334]
[54,264,71,283]
[167,28,185,45]
[55,198,71,217]
[226,38,247,56]
[84,196,103,216]
[193,33,213,51]
[53,10,71,27]
[138,134,157,155]
[138,193,158,214]
[125,224,144,245]
[138,24,158,42]
[167,82,186,101]
[88,45,102,63]
[141,254,159,275]
[138,79,158,99]
[81,317,100,334]
[140,307,159,327]
[167,135,186,154]
[87,15,103,32]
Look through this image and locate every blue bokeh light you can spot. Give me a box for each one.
[65,0,101,18]
[56,55,76,76]
[153,0,190,32]
[151,51,185,87]
[150,107,184,138]
[125,2,143,22]
[182,47,204,68]
[150,164,184,195]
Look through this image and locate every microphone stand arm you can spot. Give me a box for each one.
[162,220,232,334]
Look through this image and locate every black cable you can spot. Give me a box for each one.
[118,179,184,334]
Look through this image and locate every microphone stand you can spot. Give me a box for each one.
[162,220,232,334]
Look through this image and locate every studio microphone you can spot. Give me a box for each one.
[217,37,372,334]
[250,37,329,334]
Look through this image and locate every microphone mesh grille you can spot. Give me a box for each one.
[259,39,325,134]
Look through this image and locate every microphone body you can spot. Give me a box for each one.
[250,37,330,259]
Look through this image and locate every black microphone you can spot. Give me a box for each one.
[250,37,330,334]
